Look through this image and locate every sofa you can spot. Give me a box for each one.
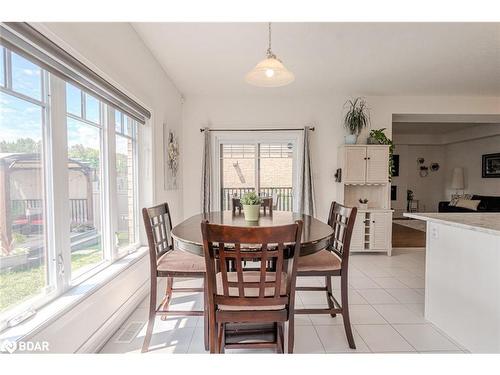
[438,195,500,212]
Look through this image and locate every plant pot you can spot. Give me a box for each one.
[367,136,379,144]
[358,203,368,210]
[344,134,358,144]
[242,204,260,221]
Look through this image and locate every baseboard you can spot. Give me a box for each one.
[76,281,149,353]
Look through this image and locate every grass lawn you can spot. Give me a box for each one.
[0,246,102,312]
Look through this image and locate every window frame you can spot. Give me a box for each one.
[212,131,302,212]
[0,46,143,329]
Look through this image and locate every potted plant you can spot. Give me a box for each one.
[343,97,369,144]
[367,128,395,181]
[358,198,369,210]
[240,191,262,221]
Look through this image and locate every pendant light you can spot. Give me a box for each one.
[245,22,295,87]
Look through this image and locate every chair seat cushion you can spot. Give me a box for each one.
[157,249,206,274]
[216,271,287,311]
[297,249,342,272]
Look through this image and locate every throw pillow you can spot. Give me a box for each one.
[449,193,472,207]
[455,198,480,211]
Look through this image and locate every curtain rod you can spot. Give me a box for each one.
[200,127,315,132]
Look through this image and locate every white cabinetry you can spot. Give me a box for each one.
[337,145,393,255]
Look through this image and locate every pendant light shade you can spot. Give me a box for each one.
[245,23,295,87]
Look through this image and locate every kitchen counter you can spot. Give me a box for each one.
[403,212,500,353]
[404,212,500,236]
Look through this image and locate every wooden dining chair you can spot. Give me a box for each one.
[142,203,207,353]
[231,197,242,214]
[294,202,358,349]
[261,197,273,215]
[201,220,303,354]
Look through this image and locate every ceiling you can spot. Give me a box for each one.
[132,22,500,96]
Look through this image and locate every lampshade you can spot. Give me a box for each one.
[245,57,295,87]
[450,167,465,189]
[245,22,295,88]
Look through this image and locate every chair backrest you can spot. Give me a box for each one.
[327,202,357,262]
[142,203,174,263]
[261,197,273,215]
[231,198,242,214]
[201,220,303,310]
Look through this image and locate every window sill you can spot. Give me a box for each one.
[0,247,148,343]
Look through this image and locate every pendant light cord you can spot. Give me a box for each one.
[266,22,276,59]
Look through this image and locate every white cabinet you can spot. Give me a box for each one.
[349,210,392,255]
[337,144,392,255]
[340,145,389,184]
[369,212,391,250]
[366,147,389,183]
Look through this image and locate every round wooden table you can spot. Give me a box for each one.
[171,210,333,256]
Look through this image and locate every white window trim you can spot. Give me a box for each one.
[211,130,303,212]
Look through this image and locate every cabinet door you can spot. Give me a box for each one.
[366,147,389,183]
[350,212,366,251]
[344,147,367,183]
[369,212,389,250]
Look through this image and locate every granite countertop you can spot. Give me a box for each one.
[403,212,500,236]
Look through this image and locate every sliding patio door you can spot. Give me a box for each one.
[214,132,300,212]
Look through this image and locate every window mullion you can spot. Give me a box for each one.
[47,74,72,292]
[106,110,119,260]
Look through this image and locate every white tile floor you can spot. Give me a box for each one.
[100,248,467,354]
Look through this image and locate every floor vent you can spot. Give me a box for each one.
[115,321,144,344]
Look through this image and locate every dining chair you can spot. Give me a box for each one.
[232,197,273,215]
[201,220,303,353]
[294,202,358,349]
[231,197,242,214]
[142,202,207,353]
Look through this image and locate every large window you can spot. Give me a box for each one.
[0,45,140,328]
[219,138,297,212]
[0,50,48,315]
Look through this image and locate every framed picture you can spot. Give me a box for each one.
[392,154,400,177]
[482,153,500,178]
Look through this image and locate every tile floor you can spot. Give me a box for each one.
[100,248,466,354]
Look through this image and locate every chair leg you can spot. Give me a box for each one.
[287,315,295,354]
[160,277,174,321]
[326,276,337,317]
[209,308,217,354]
[203,280,209,351]
[277,322,284,354]
[217,323,225,353]
[142,274,157,353]
[340,274,356,349]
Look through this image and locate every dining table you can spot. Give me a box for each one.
[170,210,334,351]
[171,210,334,257]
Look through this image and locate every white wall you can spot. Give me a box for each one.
[391,144,446,212]
[445,135,500,198]
[35,22,184,225]
[181,94,500,221]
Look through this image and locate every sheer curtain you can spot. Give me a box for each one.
[201,128,212,213]
[297,126,316,216]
